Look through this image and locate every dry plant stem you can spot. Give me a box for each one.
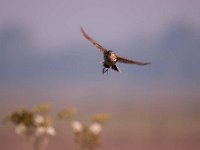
[40,136,50,150]
[33,135,50,150]
[23,135,34,150]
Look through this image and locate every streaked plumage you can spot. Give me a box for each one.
[80,27,151,74]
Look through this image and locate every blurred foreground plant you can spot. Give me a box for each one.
[58,111,111,150]
[57,107,77,121]
[4,103,56,150]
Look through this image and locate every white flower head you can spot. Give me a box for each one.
[71,121,83,132]
[89,123,102,135]
[35,126,56,136]
[34,115,44,125]
[35,126,46,136]
[15,124,26,135]
[46,126,56,136]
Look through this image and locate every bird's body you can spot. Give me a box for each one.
[102,50,119,74]
[80,27,151,74]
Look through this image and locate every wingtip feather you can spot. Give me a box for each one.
[144,62,151,65]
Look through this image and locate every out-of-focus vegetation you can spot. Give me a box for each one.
[3,103,111,150]
[57,108,111,150]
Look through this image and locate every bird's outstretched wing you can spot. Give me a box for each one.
[117,56,151,65]
[80,27,107,53]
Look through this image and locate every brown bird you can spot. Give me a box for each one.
[80,27,151,74]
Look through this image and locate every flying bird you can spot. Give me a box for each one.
[80,27,151,74]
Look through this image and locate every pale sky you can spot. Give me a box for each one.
[0,0,200,47]
[0,0,200,111]
[0,0,200,95]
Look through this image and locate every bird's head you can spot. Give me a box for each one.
[106,50,115,56]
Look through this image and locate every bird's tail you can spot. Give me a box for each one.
[111,65,121,73]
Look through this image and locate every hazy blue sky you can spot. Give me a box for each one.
[1,0,200,47]
[0,0,200,105]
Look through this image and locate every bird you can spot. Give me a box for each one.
[80,27,151,74]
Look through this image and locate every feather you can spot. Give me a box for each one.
[80,27,107,53]
[117,56,151,65]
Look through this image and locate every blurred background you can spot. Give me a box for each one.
[0,0,200,150]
